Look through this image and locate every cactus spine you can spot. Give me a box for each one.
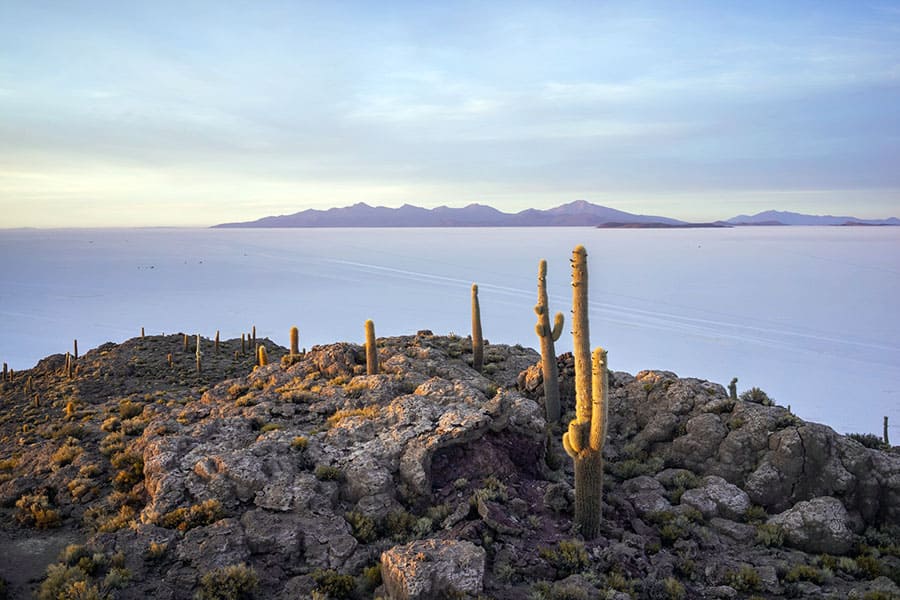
[195,335,202,373]
[534,259,564,422]
[257,345,268,367]
[471,284,484,373]
[562,245,606,539]
[365,319,378,375]
[290,326,300,356]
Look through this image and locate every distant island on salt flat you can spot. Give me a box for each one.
[213,200,900,228]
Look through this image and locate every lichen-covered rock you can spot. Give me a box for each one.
[769,496,856,554]
[381,539,486,599]
[680,476,751,521]
[621,476,670,517]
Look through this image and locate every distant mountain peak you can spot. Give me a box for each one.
[727,210,899,226]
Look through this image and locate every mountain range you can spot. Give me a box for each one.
[213,201,898,228]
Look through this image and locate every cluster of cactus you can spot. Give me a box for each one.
[534,260,564,422]
[471,284,484,373]
[560,245,607,540]
[365,320,378,375]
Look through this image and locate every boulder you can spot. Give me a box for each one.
[381,539,486,599]
[680,476,751,521]
[769,496,856,555]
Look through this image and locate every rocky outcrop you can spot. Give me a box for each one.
[381,539,486,599]
[1,333,899,600]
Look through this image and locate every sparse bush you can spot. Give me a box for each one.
[726,565,761,592]
[311,569,355,599]
[15,493,61,529]
[146,541,168,560]
[345,511,378,543]
[855,554,882,579]
[384,510,417,540]
[474,475,508,503]
[160,499,224,531]
[37,564,89,600]
[290,436,308,450]
[783,564,824,584]
[539,539,589,577]
[607,456,665,479]
[756,522,784,547]
[258,423,283,433]
[327,406,379,428]
[196,563,258,600]
[744,505,768,524]
[96,505,136,533]
[739,387,773,406]
[99,432,125,456]
[110,452,144,490]
[118,399,143,419]
[52,440,82,467]
[361,563,382,591]
[314,464,343,481]
[848,433,889,450]
[103,567,131,589]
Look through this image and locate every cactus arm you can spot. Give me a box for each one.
[551,312,564,341]
[589,347,608,451]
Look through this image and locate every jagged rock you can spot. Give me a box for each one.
[769,496,856,554]
[708,518,756,543]
[680,476,751,520]
[381,539,486,599]
[477,496,524,535]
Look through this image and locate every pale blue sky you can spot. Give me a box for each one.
[1,1,898,226]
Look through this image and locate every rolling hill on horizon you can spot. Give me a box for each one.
[213,201,898,228]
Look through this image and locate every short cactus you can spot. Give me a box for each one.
[729,377,738,401]
[257,345,268,367]
[562,245,606,539]
[167,353,173,368]
[471,284,484,373]
[290,326,300,356]
[365,320,378,375]
[534,259,564,422]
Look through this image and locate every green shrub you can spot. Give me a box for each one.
[784,564,824,584]
[384,510,417,540]
[345,511,378,543]
[311,569,355,599]
[196,563,258,600]
[110,452,144,490]
[726,565,761,592]
[37,564,88,600]
[314,465,342,481]
[361,563,382,591]
[755,523,784,547]
[538,539,589,577]
[743,505,768,524]
[739,387,773,406]
[290,436,308,450]
[855,554,882,579]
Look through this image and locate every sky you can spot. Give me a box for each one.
[1,1,899,227]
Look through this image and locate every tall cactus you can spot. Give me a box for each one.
[195,334,202,373]
[215,330,220,353]
[365,319,378,375]
[290,326,300,356]
[562,245,606,539]
[534,259,564,422]
[728,377,738,401]
[73,339,78,360]
[471,284,484,373]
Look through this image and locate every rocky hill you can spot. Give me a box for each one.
[0,333,898,599]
